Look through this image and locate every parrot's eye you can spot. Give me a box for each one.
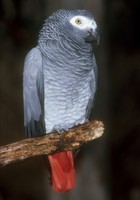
[75,19,82,25]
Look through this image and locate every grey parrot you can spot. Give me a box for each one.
[23,9,100,192]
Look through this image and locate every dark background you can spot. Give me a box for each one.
[0,0,140,200]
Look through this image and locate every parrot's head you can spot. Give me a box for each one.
[64,9,100,46]
[40,9,100,47]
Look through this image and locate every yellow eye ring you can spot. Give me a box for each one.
[75,19,81,25]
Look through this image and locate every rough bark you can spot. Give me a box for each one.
[0,120,104,167]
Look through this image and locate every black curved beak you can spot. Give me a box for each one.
[85,27,100,46]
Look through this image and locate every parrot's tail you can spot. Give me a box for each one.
[48,151,76,192]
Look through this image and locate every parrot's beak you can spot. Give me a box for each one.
[85,27,100,46]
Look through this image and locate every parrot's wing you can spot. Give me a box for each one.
[92,54,98,83]
[86,55,97,119]
[23,47,44,137]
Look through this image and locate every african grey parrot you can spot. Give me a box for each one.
[23,9,100,192]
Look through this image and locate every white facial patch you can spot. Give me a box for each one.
[70,15,97,31]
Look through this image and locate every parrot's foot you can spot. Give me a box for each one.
[54,127,69,133]
[75,117,88,126]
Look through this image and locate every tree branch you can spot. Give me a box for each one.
[0,120,104,167]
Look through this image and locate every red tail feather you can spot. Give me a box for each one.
[48,151,76,192]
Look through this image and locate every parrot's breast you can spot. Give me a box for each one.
[43,61,94,133]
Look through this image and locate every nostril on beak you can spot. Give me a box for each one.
[90,28,94,33]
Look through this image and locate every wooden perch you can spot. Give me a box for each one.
[0,120,104,167]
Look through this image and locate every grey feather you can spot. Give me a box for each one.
[23,47,45,136]
[86,56,97,119]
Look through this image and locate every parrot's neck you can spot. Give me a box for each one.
[39,39,93,77]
